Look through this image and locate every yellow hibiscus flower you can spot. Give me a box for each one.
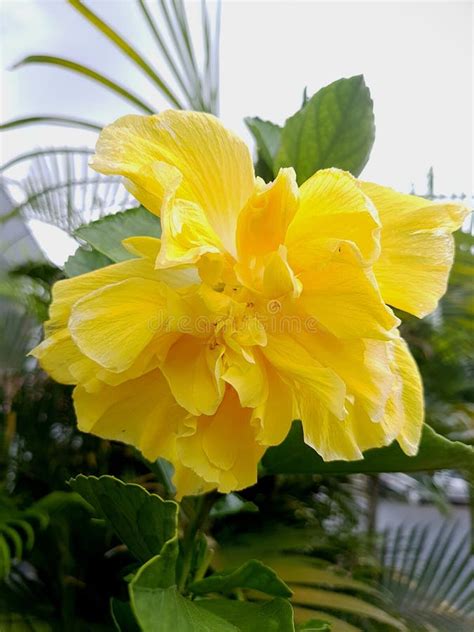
[31,111,469,497]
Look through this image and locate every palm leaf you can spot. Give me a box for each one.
[68,0,184,108]
[0,116,102,132]
[378,520,474,631]
[13,56,155,114]
[1,148,135,234]
[1,0,222,134]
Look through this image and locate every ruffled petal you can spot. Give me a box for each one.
[73,369,188,462]
[262,333,346,421]
[176,387,264,493]
[391,337,424,455]
[296,243,399,340]
[361,181,470,317]
[252,357,295,446]
[69,278,175,372]
[161,334,225,416]
[91,111,255,255]
[286,169,380,268]
[237,168,299,260]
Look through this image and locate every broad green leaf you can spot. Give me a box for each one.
[245,117,282,177]
[130,553,236,632]
[199,598,295,632]
[64,246,113,277]
[262,422,474,476]
[275,75,375,184]
[69,475,178,563]
[110,598,141,632]
[74,206,161,262]
[190,559,292,598]
[296,619,331,631]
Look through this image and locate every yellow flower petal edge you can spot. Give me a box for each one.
[32,111,470,497]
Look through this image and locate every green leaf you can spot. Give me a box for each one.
[296,620,331,631]
[110,598,141,632]
[69,475,178,563]
[245,117,282,177]
[263,422,474,476]
[198,598,295,632]
[130,553,237,632]
[275,75,375,184]
[64,246,113,277]
[190,559,292,598]
[74,206,161,262]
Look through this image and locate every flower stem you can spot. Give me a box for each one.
[177,491,218,593]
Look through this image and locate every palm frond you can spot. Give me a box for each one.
[379,520,474,631]
[13,56,155,114]
[1,148,135,234]
[1,0,222,135]
[0,116,102,132]
[68,0,184,108]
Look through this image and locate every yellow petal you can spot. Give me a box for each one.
[286,169,380,270]
[161,335,225,415]
[46,256,196,337]
[222,347,268,408]
[236,168,299,260]
[69,278,171,372]
[295,330,394,421]
[361,181,470,317]
[73,369,187,462]
[31,329,91,385]
[391,337,424,455]
[91,111,255,255]
[121,235,162,260]
[157,197,223,267]
[262,247,302,299]
[252,357,295,446]
[298,255,399,340]
[262,333,346,421]
[177,387,265,493]
[172,463,216,499]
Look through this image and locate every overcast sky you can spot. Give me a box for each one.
[1,1,472,264]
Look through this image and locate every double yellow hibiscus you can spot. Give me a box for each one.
[32,111,469,497]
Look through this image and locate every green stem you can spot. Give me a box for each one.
[177,492,217,593]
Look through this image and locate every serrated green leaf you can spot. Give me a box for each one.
[198,598,295,632]
[64,246,113,277]
[275,75,375,184]
[130,552,237,631]
[190,559,292,598]
[74,206,161,262]
[69,475,178,563]
[245,117,282,177]
[263,422,474,476]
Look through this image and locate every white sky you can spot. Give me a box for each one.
[1,0,473,265]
